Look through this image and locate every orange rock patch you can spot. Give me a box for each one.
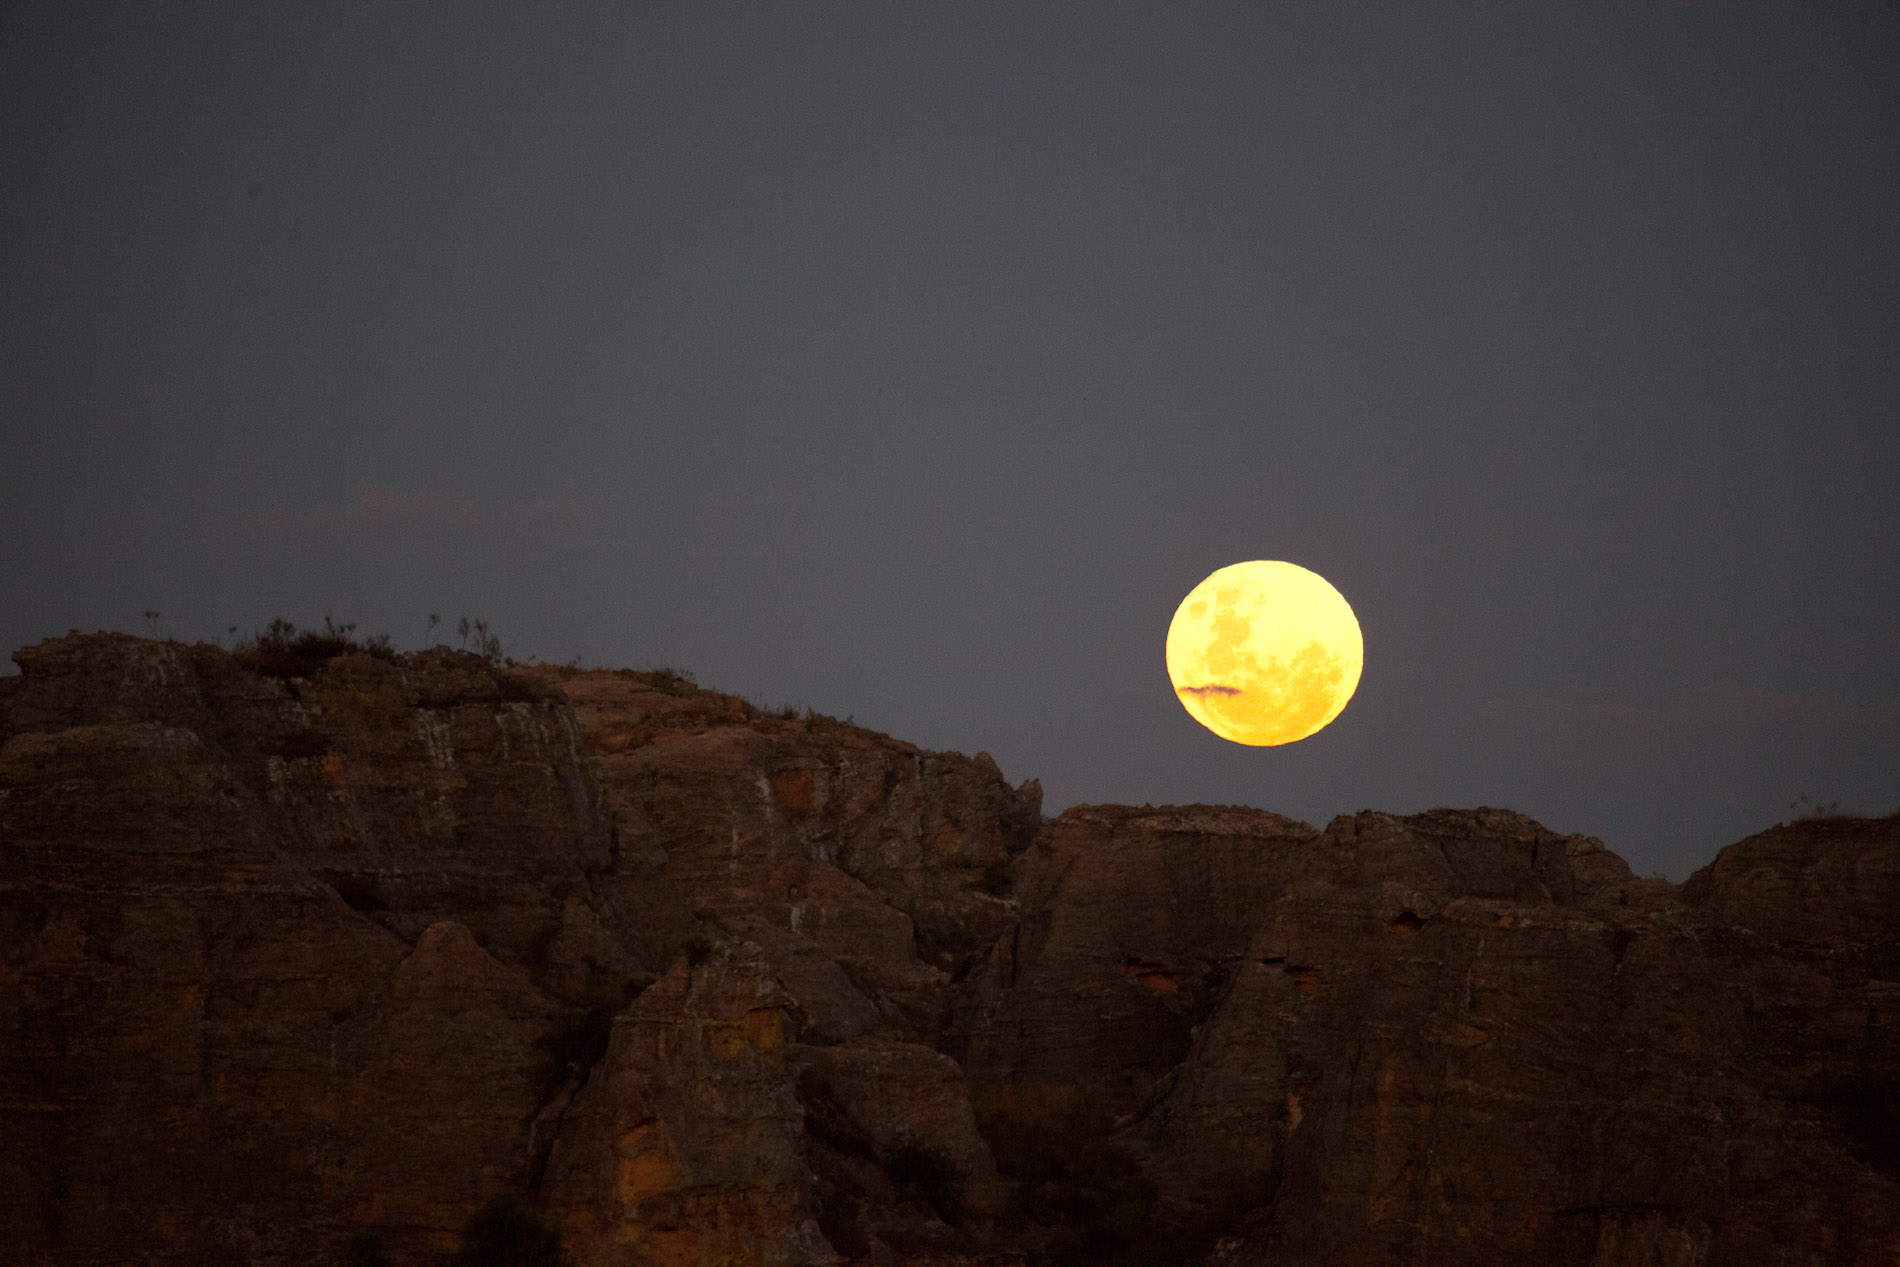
[1122,958,1179,993]
[770,768,816,813]
[616,1148,676,1208]
[746,1006,784,1066]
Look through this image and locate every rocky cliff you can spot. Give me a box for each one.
[2,634,1895,1266]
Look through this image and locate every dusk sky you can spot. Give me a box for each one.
[4,4,1895,879]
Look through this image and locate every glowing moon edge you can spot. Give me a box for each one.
[1165,560,1363,746]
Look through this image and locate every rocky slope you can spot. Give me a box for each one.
[2,633,1895,1266]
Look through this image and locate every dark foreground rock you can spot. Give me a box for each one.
[1,633,1894,1266]
[973,806,1900,1266]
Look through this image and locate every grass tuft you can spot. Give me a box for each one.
[236,616,395,677]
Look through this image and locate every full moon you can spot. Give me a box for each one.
[1166,560,1363,746]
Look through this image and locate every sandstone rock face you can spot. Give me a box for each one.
[551,667,1040,1041]
[786,1033,1014,1266]
[542,942,836,1267]
[0,635,1028,1265]
[950,804,1319,1094]
[792,1036,1008,1216]
[333,921,557,1249]
[955,805,1900,1266]
[0,635,648,1262]
[3,633,1896,1267]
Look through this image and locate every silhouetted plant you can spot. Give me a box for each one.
[786,706,854,732]
[442,1192,569,1267]
[1789,793,1845,820]
[645,666,696,694]
[457,616,504,664]
[237,616,395,677]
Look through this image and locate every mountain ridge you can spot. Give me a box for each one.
[2,632,1894,1265]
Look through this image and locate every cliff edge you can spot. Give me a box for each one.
[2,634,1894,1266]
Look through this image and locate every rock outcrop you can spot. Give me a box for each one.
[2,633,1895,1266]
[957,805,1899,1266]
[0,635,1033,1266]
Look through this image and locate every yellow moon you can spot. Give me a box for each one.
[1166,560,1363,746]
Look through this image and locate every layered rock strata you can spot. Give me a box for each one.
[955,804,1899,1266]
[2,633,1895,1267]
[0,635,1033,1265]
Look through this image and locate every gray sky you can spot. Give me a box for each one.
[4,4,1896,878]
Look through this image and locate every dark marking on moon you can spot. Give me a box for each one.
[1178,684,1243,697]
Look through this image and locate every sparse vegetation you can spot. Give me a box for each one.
[223,611,526,677]
[640,666,697,695]
[1789,793,1846,821]
[236,616,395,677]
[753,697,857,730]
[457,616,504,664]
[977,854,1014,898]
[801,707,854,732]
[443,1192,569,1267]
